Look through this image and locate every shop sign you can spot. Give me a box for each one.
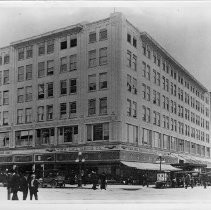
[0,156,13,163]
[14,155,33,163]
[35,154,55,162]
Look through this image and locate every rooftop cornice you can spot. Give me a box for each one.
[11,24,84,48]
[140,32,208,92]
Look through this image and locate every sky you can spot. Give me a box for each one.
[0,1,211,91]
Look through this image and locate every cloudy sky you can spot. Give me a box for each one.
[0,1,211,91]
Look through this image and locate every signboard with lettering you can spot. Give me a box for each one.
[34,154,55,162]
[14,155,33,163]
[0,156,13,163]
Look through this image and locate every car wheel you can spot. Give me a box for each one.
[51,180,57,188]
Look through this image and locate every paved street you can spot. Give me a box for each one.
[0,184,211,201]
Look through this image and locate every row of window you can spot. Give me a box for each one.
[15,97,108,124]
[0,55,9,65]
[141,128,210,157]
[143,62,209,116]
[142,105,209,143]
[89,29,108,43]
[142,84,209,129]
[127,33,137,48]
[142,42,209,104]
[0,122,109,147]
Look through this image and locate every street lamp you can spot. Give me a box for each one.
[158,153,162,171]
[75,151,85,187]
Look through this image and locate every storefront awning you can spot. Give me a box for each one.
[121,161,181,171]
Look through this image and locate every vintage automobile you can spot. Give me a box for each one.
[155,171,171,188]
[39,169,65,188]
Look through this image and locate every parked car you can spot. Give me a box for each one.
[39,169,65,188]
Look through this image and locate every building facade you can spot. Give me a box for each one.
[0,12,210,180]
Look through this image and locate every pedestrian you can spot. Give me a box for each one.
[5,169,12,200]
[184,173,192,189]
[201,173,207,189]
[10,168,20,200]
[100,172,107,190]
[29,174,39,200]
[20,172,29,200]
[91,171,98,190]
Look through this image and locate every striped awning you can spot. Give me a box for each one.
[121,161,181,171]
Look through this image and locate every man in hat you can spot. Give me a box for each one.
[10,168,20,200]
[19,172,29,200]
[29,174,39,200]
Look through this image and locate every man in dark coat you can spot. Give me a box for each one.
[100,172,107,190]
[5,169,12,200]
[10,169,20,200]
[91,171,98,190]
[20,172,29,200]
[29,174,39,200]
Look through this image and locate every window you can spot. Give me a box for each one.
[127,75,132,92]
[133,38,137,48]
[142,43,146,55]
[99,97,107,115]
[69,101,77,117]
[88,74,96,91]
[60,57,67,73]
[127,50,132,67]
[47,60,54,75]
[142,128,151,145]
[70,37,77,47]
[0,56,2,65]
[26,46,33,58]
[132,78,137,94]
[142,62,146,77]
[99,47,107,65]
[26,64,32,80]
[60,37,67,50]
[17,109,24,124]
[0,132,9,148]
[69,54,77,71]
[88,99,96,115]
[17,88,24,103]
[99,29,107,41]
[46,105,53,120]
[146,65,150,80]
[127,34,131,43]
[69,79,77,94]
[127,99,132,116]
[126,124,138,144]
[3,111,8,125]
[47,82,53,97]
[47,40,54,54]
[38,62,45,78]
[3,70,9,84]
[132,101,137,118]
[0,71,2,86]
[153,132,161,148]
[3,91,9,105]
[60,80,67,95]
[88,50,97,68]
[89,32,96,43]
[157,72,160,86]
[38,42,45,56]
[37,128,54,145]
[0,91,2,106]
[18,48,24,60]
[37,106,44,122]
[87,123,109,141]
[4,55,9,64]
[58,126,78,144]
[99,73,107,90]
[18,66,24,82]
[60,103,67,119]
[25,108,32,123]
[38,84,44,99]
[15,130,33,147]
[132,55,137,71]
[25,86,32,102]
[147,46,151,59]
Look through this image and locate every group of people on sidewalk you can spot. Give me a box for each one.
[91,171,107,190]
[5,168,39,200]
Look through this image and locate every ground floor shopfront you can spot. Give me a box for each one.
[0,143,210,184]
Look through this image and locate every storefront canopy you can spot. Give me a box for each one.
[121,161,181,171]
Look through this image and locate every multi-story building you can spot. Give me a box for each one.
[0,12,210,181]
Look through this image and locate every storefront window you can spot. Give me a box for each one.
[87,123,109,141]
[36,128,54,145]
[0,132,9,148]
[58,126,78,144]
[15,130,33,147]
